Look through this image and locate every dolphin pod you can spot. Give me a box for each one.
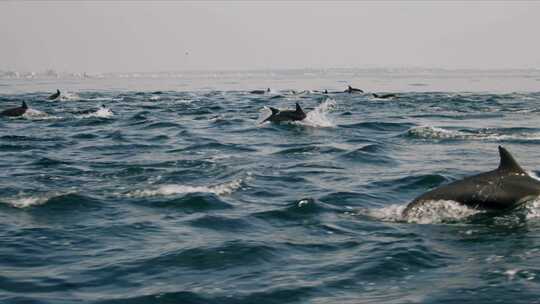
[403,146,540,217]
[0,101,28,117]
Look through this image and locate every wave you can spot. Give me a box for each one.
[1,193,56,208]
[126,176,247,198]
[0,191,88,208]
[254,198,332,221]
[363,197,540,224]
[406,125,540,141]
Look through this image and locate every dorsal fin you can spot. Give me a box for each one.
[22,101,28,109]
[295,102,304,113]
[268,107,279,115]
[498,146,524,172]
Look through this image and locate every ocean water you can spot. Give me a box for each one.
[1,69,540,303]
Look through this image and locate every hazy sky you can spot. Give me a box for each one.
[1,1,539,73]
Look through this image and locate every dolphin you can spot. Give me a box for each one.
[260,102,307,123]
[403,146,540,217]
[372,93,397,99]
[345,85,364,93]
[0,101,28,117]
[48,89,61,100]
[250,88,270,95]
[73,104,108,115]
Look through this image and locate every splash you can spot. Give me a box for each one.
[22,109,60,120]
[59,91,81,101]
[362,200,481,224]
[296,98,336,128]
[126,176,248,198]
[525,198,540,220]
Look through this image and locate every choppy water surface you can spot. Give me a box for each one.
[1,71,540,303]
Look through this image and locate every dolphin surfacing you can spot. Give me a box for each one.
[1,101,28,117]
[372,93,397,99]
[48,89,61,100]
[345,85,364,93]
[403,146,540,217]
[261,102,307,123]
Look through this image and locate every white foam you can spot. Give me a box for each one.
[150,95,160,101]
[525,198,540,219]
[78,107,113,119]
[22,109,60,120]
[407,126,465,139]
[59,91,81,101]
[362,200,481,224]
[407,125,540,141]
[1,192,63,208]
[126,177,246,198]
[87,97,123,102]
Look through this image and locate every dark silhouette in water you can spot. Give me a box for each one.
[372,93,397,99]
[261,102,307,123]
[48,89,61,100]
[345,85,364,93]
[250,88,271,94]
[1,101,28,117]
[73,104,108,115]
[403,146,540,217]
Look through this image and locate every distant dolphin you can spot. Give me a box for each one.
[48,89,61,100]
[403,146,540,217]
[250,88,271,94]
[372,93,397,99]
[345,85,364,93]
[261,102,307,123]
[73,104,108,115]
[1,101,28,117]
[314,89,329,94]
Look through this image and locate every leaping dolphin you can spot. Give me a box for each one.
[260,102,307,123]
[0,101,28,117]
[48,89,61,100]
[403,146,540,217]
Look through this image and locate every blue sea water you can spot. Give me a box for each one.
[1,69,540,303]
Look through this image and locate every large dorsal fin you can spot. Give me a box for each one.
[295,102,304,114]
[22,101,28,109]
[498,146,525,173]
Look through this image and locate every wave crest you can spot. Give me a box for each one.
[406,125,540,141]
[126,176,248,198]
[362,200,481,224]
